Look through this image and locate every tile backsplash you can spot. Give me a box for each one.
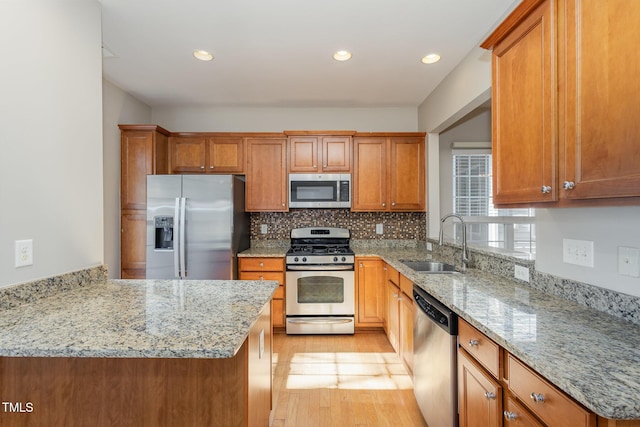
[250,209,426,240]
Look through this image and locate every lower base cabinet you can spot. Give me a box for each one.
[238,257,285,328]
[383,263,414,373]
[458,348,503,427]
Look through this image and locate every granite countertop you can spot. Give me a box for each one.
[238,247,288,257]
[0,279,278,359]
[373,249,640,420]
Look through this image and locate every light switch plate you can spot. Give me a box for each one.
[563,239,594,268]
[260,224,268,234]
[514,265,530,282]
[618,246,640,277]
[375,223,383,235]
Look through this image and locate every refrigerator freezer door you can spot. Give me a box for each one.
[146,175,182,279]
[182,175,234,279]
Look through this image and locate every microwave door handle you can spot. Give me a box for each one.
[173,197,181,278]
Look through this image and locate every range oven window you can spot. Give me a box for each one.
[296,276,345,304]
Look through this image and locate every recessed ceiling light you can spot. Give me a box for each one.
[333,50,352,61]
[421,53,441,64]
[193,50,214,61]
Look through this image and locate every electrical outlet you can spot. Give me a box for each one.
[618,246,640,277]
[562,239,594,268]
[260,224,268,234]
[375,223,384,235]
[15,239,33,267]
[514,265,530,282]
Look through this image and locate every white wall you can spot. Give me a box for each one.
[102,80,152,278]
[0,0,103,287]
[152,106,418,132]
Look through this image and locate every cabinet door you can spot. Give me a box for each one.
[503,393,545,427]
[492,0,556,205]
[321,136,351,172]
[399,293,414,373]
[121,212,147,278]
[169,137,207,173]
[385,280,400,353]
[389,137,425,211]
[289,136,319,172]
[352,137,387,211]
[458,349,502,427]
[245,138,288,211]
[560,0,640,200]
[121,131,154,210]
[207,137,244,173]
[356,258,384,327]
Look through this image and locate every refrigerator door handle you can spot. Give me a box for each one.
[179,197,187,278]
[174,197,181,278]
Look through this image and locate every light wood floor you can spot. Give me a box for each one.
[271,331,428,427]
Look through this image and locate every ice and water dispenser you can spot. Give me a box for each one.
[154,216,174,250]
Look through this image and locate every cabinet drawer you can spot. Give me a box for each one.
[238,271,284,285]
[238,257,284,272]
[458,319,501,379]
[508,354,595,427]
[399,274,413,300]
[503,392,544,426]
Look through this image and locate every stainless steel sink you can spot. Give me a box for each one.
[400,260,459,274]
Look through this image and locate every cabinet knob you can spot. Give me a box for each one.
[210,165,214,169]
[391,202,396,206]
[541,185,552,193]
[504,411,518,421]
[200,165,205,170]
[259,276,264,280]
[313,165,317,168]
[282,203,285,207]
[259,262,264,267]
[468,339,479,347]
[359,262,363,267]
[323,164,327,168]
[530,392,545,403]
[563,180,575,190]
[382,203,386,207]
[484,392,496,400]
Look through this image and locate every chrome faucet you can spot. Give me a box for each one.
[438,213,468,272]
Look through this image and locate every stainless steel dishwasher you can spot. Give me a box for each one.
[413,285,459,427]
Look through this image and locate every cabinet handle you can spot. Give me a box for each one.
[504,411,518,421]
[563,181,575,190]
[530,392,545,403]
[468,339,479,347]
[541,185,552,193]
[484,391,496,400]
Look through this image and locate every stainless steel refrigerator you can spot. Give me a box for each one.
[146,175,249,280]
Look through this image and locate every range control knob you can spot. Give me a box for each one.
[302,257,307,263]
[294,257,299,262]
[341,256,346,262]
[333,256,338,262]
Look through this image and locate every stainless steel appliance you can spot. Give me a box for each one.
[288,173,351,208]
[285,227,355,334]
[146,175,249,280]
[413,285,459,427]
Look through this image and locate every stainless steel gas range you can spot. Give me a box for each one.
[285,227,355,334]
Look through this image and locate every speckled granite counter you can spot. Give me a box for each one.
[0,278,279,359]
[370,248,640,420]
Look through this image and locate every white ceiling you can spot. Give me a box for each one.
[99,0,517,108]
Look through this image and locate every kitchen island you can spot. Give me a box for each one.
[0,276,278,427]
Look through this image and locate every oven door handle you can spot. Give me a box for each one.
[286,265,354,271]
[287,318,353,324]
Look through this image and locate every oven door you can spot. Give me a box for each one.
[286,270,355,316]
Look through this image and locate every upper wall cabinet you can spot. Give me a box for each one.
[352,134,426,212]
[286,131,354,173]
[245,136,288,212]
[482,0,640,207]
[169,135,244,174]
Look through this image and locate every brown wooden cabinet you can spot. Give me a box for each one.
[119,125,169,279]
[238,257,286,329]
[169,135,244,174]
[287,132,353,173]
[458,348,503,427]
[398,276,414,372]
[352,134,425,211]
[383,263,414,373]
[245,136,288,212]
[482,0,640,206]
[356,257,384,327]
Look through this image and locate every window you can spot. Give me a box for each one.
[453,153,535,254]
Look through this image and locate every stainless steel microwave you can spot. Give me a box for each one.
[288,173,351,208]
